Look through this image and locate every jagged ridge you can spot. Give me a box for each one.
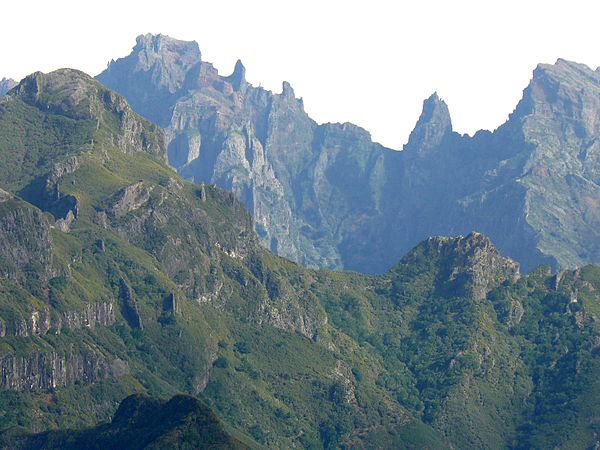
[98,35,600,274]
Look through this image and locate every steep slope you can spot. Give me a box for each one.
[99,34,600,274]
[392,59,600,273]
[0,78,16,96]
[0,69,446,449]
[507,59,600,268]
[2,67,600,449]
[316,233,600,448]
[98,34,392,270]
[1,394,258,449]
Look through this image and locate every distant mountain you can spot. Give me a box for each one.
[97,34,394,271]
[1,394,258,449]
[99,35,600,273]
[0,78,16,96]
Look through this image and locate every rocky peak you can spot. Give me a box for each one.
[405,92,452,153]
[132,33,201,78]
[98,34,203,126]
[10,69,166,159]
[417,232,520,300]
[12,69,105,120]
[226,59,247,91]
[512,58,600,124]
[0,78,16,96]
[281,80,295,99]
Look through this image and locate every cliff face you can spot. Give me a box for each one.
[0,302,115,338]
[510,60,600,268]
[0,351,111,390]
[98,35,600,274]
[0,195,54,285]
[408,232,521,301]
[98,34,391,270]
[0,78,16,96]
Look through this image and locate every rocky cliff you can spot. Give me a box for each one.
[0,78,16,96]
[98,35,600,274]
[407,232,520,300]
[0,351,111,390]
[0,194,55,285]
[98,34,391,270]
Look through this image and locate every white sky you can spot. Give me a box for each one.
[1,0,599,149]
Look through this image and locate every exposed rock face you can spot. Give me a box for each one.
[98,34,390,270]
[0,351,110,390]
[58,301,115,330]
[46,156,80,187]
[13,69,166,160]
[508,59,600,268]
[0,78,16,96]
[415,232,520,300]
[98,36,600,273]
[21,156,83,231]
[119,279,143,329]
[164,292,179,314]
[0,199,54,285]
[405,92,452,154]
[0,300,122,393]
[99,34,202,127]
[1,302,115,337]
[253,282,326,341]
[108,182,153,218]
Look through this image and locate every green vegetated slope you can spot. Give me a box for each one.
[0,69,599,449]
[1,394,256,449]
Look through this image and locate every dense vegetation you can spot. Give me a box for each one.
[1,394,257,449]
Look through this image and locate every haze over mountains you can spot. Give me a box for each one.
[97,34,600,274]
[0,78,17,96]
[2,33,600,449]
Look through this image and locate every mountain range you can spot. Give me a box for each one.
[0,36,600,449]
[98,34,600,274]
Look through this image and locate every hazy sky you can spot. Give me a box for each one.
[1,0,599,148]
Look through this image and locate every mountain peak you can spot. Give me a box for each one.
[0,78,16,96]
[510,57,600,125]
[98,35,204,126]
[404,232,520,300]
[226,59,246,91]
[405,92,452,153]
[533,58,599,83]
[281,80,295,98]
[134,33,201,60]
[10,69,165,159]
[12,69,105,119]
